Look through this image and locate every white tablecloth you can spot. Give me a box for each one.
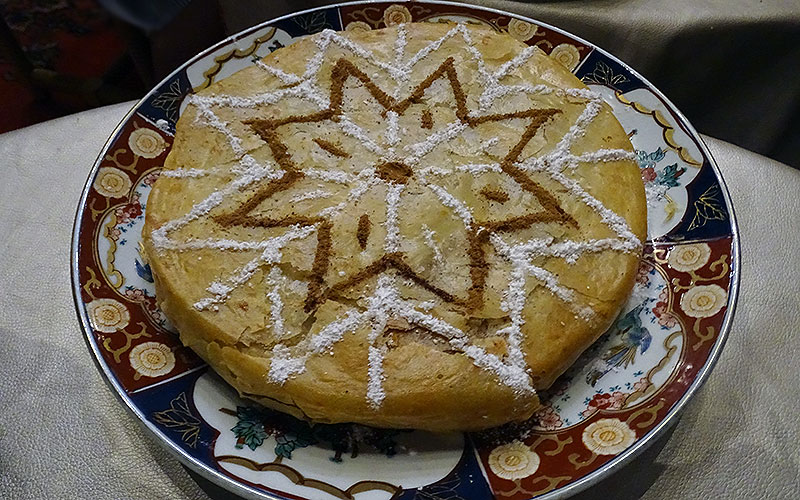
[1,102,798,499]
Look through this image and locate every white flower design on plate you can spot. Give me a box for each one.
[383,5,412,26]
[129,342,176,377]
[129,127,167,158]
[582,418,636,455]
[506,18,538,42]
[549,43,581,72]
[94,167,132,198]
[345,21,372,33]
[680,284,727,318]
[87,298,130,332]
[668,243,711,272]
[488,440,540,480]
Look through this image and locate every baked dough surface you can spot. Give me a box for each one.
[143,23,646,431]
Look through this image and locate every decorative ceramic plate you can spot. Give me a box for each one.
[72,2,739,499]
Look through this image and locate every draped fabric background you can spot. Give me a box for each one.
[216,0,800,169]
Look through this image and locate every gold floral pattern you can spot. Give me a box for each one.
[128,127,167,159]
[581,418,636,456]
[93,167,132,198]
[680,284,727,318]
[488,441,540,480]
[549,43,581,72]
[382,5,412,26]
[506,18,538,42]
[87,298,130,333]
[668,243,711,272]
[345,21,372,32]
[129,342,175,378]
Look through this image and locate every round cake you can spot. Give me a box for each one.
[143,22,646,431]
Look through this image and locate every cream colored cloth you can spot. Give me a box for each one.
[0,102,798,499]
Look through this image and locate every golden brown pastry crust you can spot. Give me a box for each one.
[143,23,646,432]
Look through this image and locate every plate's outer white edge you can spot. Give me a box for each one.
[70,2,741,499]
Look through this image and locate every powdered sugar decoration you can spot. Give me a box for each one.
[266,267,286,338]
[253,59,303,85]
[160,167,218,178]
[289,189,333,203]
[386,111,401,146]
[191,225,317,311]
[425,182,474,229]
[151,24,642,408]
[384,184,404,252]
[422,225,445,268]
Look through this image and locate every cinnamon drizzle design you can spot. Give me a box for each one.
[216,56,570,313]
[480,186,510,203]
[313,138,350,158]
[357,214,371,250]
[421,109,433,129]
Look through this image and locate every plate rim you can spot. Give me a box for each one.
[70,2,741,499]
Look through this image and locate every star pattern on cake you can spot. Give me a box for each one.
[214,55,575,316]
[150,24,642,407]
